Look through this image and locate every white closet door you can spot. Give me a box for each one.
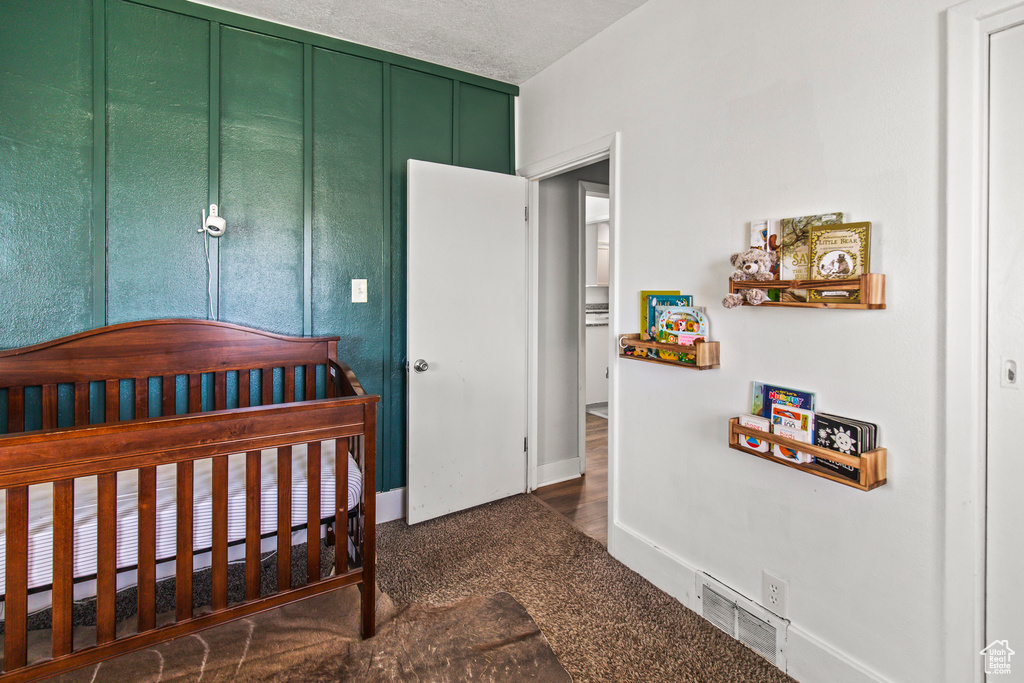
[987,22,1024,673]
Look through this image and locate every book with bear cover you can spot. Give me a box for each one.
[807,222,871,303]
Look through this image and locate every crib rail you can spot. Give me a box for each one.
[0,396,377,682]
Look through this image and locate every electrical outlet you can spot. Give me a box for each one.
[762,570,788,618]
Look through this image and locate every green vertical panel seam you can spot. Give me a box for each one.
[381,63,393,492]
[303,43,313,337]
[508,93,516,175]
[92,0,107,327]
[209,21,221,320]
[452,80,461,167]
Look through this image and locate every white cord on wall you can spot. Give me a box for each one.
[199,204,226,320]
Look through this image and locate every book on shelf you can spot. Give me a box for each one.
[807,222,872,303]
[778,212,844,302]
[813,412,878,481]
[738,414,771,453]
[640,290,685,338]
[752,382,816,418]
[771,404,815,463]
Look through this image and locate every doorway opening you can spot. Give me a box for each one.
[528,160,611,546]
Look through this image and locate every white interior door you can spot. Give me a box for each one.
[406,160,528,524]
[987,21,1024,674]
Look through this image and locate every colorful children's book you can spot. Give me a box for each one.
[807,222,872,303]
[771,404,815,462]
[643,293,692,340]
[778,212,844,302]
[657,306,709,345]
[738,414,771,453]
[752,382,816,418]
[639,290,680,338]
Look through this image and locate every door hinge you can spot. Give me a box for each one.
[524,206,529,222]
[524,436,528,452]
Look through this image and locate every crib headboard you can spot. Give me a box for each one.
[0,319,362,434]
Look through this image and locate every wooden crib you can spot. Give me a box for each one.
[0,319,377,682]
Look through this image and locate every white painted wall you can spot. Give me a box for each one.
[537,162,608,473]
[519,1,952,681]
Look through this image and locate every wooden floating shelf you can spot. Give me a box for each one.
[729,273,886,309]
[728,418,886,491]
[618,334,720,370]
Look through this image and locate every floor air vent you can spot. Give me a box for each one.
[696,573,788,671]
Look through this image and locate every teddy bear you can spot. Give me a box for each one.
[722,248,778,308]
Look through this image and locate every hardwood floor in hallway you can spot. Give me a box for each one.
[532,413,608,545]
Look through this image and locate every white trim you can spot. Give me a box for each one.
[535,457,583,488]
[517,134,617,180]
[578,181,610,475]
[376,487,406,523]
[946,4,1024,682]
[612,520,891,682]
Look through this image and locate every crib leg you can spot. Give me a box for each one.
[361,574,376,638]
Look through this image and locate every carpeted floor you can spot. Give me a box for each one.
[377,494,797,683]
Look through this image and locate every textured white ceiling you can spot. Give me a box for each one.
[191,0,650,84]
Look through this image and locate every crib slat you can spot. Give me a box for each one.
[262,367,274,406]
[138,466,157,633]
[336,437,349,576]
[188,373,201,414]
[7,386,24,433]
[42,383,58,429]
[176,461,194,621]
[96,473,118,644]
[277,446,292,591]
[5,486,28,670]
[105,379,119,423]
[162,375,175,417]
[74,381,89,426]
[52,479,75,657]
[362,405,377,639]
[135,377,149,420]
[285,367,295,404]
[214,371,227,411]
[305,364,316,401]
[212,455,229,611]
[239,370,251,409]
[307,441,321,583]
[245,450,261,601]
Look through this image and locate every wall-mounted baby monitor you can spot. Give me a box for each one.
[200,204,226,237]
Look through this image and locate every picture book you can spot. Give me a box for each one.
[814,413,866,482]
[752,382,816,418]
[818,412,877,451]
[657,306,709,345]
[738,414,771,453]
[750,219,772,250]
[772,424,814,463]
[771,404,815,434]
[778,212,844,302]
[807,222,872,303]
[639,291,682,338]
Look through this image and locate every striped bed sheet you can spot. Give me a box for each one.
[0,440,361,596]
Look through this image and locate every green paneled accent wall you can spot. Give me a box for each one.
[388,67,454,490]
[0,0,517,492]
[106,1,210,323]
[459,83,514,174]
[0,0,95,347]
[311,48,386,478]
[219,27,304,335]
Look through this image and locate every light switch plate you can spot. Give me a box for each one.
[351,279,368,303]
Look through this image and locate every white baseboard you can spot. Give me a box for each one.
[611,521,891,683]
[376,487,406,523]
[535,457,582,488]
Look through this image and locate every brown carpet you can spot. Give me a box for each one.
[47,586,570,682]
[377,494,796,683]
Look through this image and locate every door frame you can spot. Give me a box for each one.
[578,180,610,473]
[946,3,1024,681]
[519,132,620,552]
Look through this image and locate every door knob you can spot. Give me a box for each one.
[413,359,429,373]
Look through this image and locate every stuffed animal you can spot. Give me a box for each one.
[722,248,778,308]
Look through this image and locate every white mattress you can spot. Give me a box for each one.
[0,441,362,595]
